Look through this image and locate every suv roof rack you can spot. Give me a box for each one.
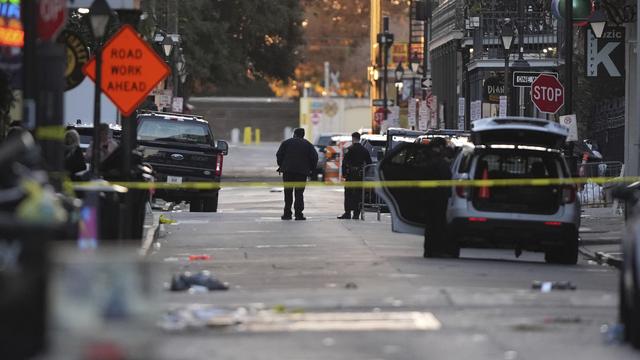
[137,110,205,121]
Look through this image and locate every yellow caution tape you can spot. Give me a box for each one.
[36,125,66,141]
[68,176,640,191]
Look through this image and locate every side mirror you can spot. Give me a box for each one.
[217,140,229,155]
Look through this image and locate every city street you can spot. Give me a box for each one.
[146,144,636,360]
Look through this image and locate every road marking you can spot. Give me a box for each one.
[237,230,273,234]
[255,244,317,249]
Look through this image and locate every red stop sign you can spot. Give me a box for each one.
[37,0,67,41]
[531,74,565,114]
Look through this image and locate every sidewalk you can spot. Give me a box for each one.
[579,206,624,267]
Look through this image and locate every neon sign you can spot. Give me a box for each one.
[0,0,22,47]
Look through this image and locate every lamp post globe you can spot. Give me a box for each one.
[394,62,405,82]
[588,8,608,39]
[501,21,514,51]
[162,36,174,57]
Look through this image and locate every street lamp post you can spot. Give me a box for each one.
[501,21,514,117]
[394,62,405,105]
[376,16,394,133]
[89,0,111,177]
[565,0,573,115]
[410,52,420,98]
[161,35,174,101]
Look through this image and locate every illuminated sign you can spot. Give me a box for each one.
[0,0,22,47]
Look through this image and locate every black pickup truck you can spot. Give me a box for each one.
[137,111,229,212]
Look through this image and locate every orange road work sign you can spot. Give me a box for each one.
[83,25,170,116]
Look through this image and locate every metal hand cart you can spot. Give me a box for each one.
[360,163,386,221]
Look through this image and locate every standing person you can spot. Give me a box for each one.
[338,132,371,220]
[85,123,118,163]
[423,137,454,258]
[63,129,87,179]
[276,128,318,220]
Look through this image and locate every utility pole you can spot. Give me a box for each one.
[564,0,573,115]
[382,17,391,123]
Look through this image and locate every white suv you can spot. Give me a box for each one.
[377,117,580,264]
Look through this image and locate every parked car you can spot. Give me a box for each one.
[360,134,387,163]
[377,117,580,264]
[312,133,347,180]
[313,133,350,180]
[136,111,228,212]
[71,123,122,157]
[385,127,425,151]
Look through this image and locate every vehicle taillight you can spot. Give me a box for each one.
[561,185,576,204]
[215,153,223,176]
[468,217,488,222]
[544,221,562,227]
[455,186,467,198]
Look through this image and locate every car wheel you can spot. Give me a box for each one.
[189,200,204,213]
[424,229,458,258]
[544,229,578,265]
[202,193,219,212]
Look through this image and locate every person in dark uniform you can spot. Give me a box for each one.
[423,137,454,258]
[276,128,318,220]
[338,132,372,220]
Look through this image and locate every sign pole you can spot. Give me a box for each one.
[92,44,103,178]
[117,8,143,240]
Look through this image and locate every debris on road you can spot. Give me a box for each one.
[188,254,211,261]
[169,271,229,292]
[601,323,625,345]
[345,282,358,289]
[159,215,177,225]
[543,316,582,324]
[531,281,577,292]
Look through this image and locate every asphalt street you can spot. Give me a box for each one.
[146,144,637,360]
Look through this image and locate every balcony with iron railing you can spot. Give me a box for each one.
[470,9,560,61]
[431,1,562,62]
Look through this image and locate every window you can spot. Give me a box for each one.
[138,117,211,145]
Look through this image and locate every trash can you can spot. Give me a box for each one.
[73,183,128,242]
[0,216,66,359]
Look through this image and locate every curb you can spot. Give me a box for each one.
[140,206,161,257]
[578,238,621,246]
[579,247,622,269]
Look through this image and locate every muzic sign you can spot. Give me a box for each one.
[83,25,170,116]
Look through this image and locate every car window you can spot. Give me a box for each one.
[475,152,560,179]
[390,146,433,168]
[316,136,334,147]
[138,117,212,145]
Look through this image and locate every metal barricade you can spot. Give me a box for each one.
[578,161,624,207]
[360,163,385,221]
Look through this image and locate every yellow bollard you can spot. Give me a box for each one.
[243,127,252,145]
[255,128,261,145]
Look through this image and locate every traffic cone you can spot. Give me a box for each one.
[479,168,490,199]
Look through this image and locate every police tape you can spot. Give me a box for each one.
[69,176,640,191]
[36,125,66,141]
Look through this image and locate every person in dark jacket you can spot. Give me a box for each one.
[276,128,318,220]
[64,129,87,179]
[338,132,372,220]
[423,137,454,258]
